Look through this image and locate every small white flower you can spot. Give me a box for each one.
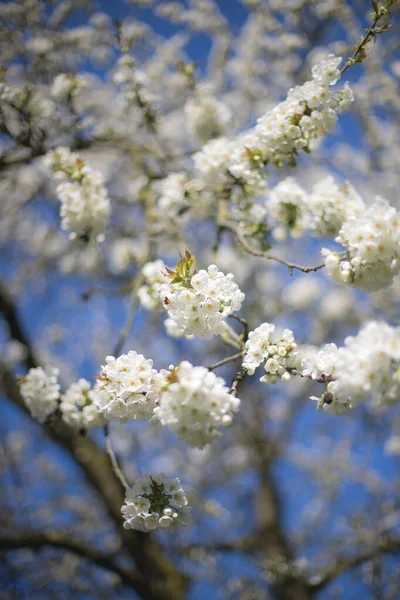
[19,367,60,423]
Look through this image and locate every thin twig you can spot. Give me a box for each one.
[208,351,244,371]
[104,424,129,490]
[224,224,325,275]
[340,3,394,76]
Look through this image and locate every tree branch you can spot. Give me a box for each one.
[310,536,400,592]
[0,531,144,593]
[224,224,325,275]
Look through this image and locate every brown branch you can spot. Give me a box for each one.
[310,536,400,592]
[0,531,144,593]
[207,351,244,371]
[224,224,325,275]
[104,424,130,490]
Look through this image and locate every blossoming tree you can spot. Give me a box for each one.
[1,0,400,598]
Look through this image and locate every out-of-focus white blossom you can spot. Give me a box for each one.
[19,367,60,423]
[184,91,231,143]
[138,259,169,311]
[51,73,86,102]
[323,199,400,291]
[307,176,364,238]
[45,147,111,241]
[122,473,190,532]
[60,379,104,430]
[154,362,240,448]
[266,177,309,240]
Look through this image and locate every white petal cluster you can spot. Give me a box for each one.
[323,199,400,291]
[307,176,364,238]
[138,259,169,311]
[60,379,104,430]
[244,55,353,168]
[332,321,400,408]
[309,323,400,415]
[154,362,240,448]
[266,177,309,240]
[45,147,111,241]
[193,137,266,193]
[94,351,162,423]
[193,56,352,189]
[51,73,86,102]
[19,367,60,423]
[242,323,297,383]
[301,343,339,381]
[184,92,231,143]
[160,264,245,339]
[122,473,190,532]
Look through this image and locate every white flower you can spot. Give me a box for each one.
[323,198,400,291]
[94,351,162,422]
[332,321,400,408]
[60,379,104,430]
[45,147,111,241]
[301,343,339,381]
[19,367,60,423]
[51,73,86,102]
[243,323,297,383]
[138,259,169,311]
[184,92,231,143]
[266,177,309,240]
[160,264,245,339]
[307,177,364,238]
[154,362,240,448]
[122,473,190,532]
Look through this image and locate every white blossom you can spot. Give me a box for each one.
[45,147,111,241]
[332,321,400,408]
[266,177,309,240]
[138,259,169,311]
[184,91,231,143]
[19,367,60,423]
[60,379,104,430]
[243,323,297,383]
[94,351,162,423]
[154,362,240,448]
[160,264,245,339]
[122,473,190,532]
[323,198,400,291]
[307,176,364,238]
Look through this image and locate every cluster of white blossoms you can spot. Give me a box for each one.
[193,56,352,196]
[122,473,190,532]
[193,136,266,194]
[301,343,338,382]
[266,176,364,241]
[60,379,104,430]
[242,323,297,384]
[184,90,232,143]
[94,351,163,423]
[323,198,400,291]
[154,362,240,448]
[51,73,86,102]
[303,322,400,415]
[160,255,245,339]
[266,177,309,240]
[306,176,364,238]
[240,55,353,170]
[19,367,60,423]
[138,259,169,311]
[44,147,111,241]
